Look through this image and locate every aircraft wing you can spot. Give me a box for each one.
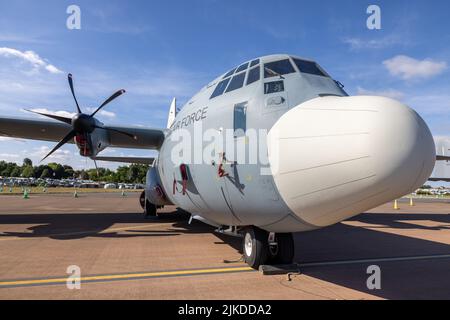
[428,177,450,182]
[0,116,166,150]
[429,155,450,182]
[436,155,450,161]
[0,116,72,143]
[92,156,155,165]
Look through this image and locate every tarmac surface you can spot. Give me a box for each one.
[0,193,449,300]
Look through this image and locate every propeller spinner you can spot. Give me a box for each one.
[26,74,132,162]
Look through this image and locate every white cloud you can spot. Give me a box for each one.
[21,107,115,122]
[31,146,73,162]
[45,65,61,74]
[0,47,62,74]
[0,153,19,159]
[0,136,26,143]
[343,36,404,50]
[383,55,447,80]
[356,87,405,100]
[23,108,76,119]
[86,107,116,118]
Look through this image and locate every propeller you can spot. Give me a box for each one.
[26,74,133,162]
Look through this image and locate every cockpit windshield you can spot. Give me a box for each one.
[264,59,296,78]
[292,58,328,77]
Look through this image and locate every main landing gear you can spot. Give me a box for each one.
[140,191,158,219]
[242,227,294,269]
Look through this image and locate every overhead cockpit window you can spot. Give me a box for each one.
[225,72,246,93]
[236,62,249,73]
[250,59,259,67]
[210,77,231,99]
[222,68,237,79]
[264,59,295,78]
[246,66,260,85]
[293,58,327,77]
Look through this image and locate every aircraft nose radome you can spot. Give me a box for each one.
[267,96,436,228]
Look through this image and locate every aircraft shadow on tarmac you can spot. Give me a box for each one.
[0,209,449,299]
[0,209,194,240]
[294,212,450,299]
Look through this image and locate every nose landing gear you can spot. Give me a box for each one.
[242,227,294,269]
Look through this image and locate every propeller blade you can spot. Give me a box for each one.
[68,74,82,114]
[93,125,137,140]
[41,130,76,162]
[24,109,72,125]
[90,89,126,117]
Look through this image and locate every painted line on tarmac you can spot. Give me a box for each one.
[2,253,450,289]
[0,223,171,242]
[0,266,254,289]
[298,253,450,268]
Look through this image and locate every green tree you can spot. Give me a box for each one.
[128,165,140,183]
[40,168,51,179]
[23,158,33,167]
[10,166,21,177]
[22,166,35,178]
[63,165,74,179]
[79,170,89,180]
[47,163,65,179]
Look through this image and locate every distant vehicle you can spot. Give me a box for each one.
[104,183,117,189]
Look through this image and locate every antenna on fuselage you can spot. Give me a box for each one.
[167,97,177,129]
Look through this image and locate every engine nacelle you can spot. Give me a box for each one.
[74,130,109,157]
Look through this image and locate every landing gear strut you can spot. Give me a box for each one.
[242,227,294,269]
[140,191,158,218]
[144,199,157,218]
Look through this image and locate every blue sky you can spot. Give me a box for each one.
[0,0,449,171]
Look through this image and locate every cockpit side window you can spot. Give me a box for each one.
[236,62,249,73]
[250,59,259,67]
[246,66,260,85]
[210,77,231,99]
[264,59,296,78]
[225,72,246,93]
[222,68,237,79]
[293,58,328,77]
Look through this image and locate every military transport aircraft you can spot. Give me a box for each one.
[0,54,439,269]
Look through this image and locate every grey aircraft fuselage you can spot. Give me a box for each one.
[147,54,435,233]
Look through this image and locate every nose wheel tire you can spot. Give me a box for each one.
[242,227,269,269]
[242,227,295,269]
